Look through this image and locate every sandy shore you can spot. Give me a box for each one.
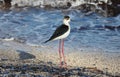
[0,40,120,76]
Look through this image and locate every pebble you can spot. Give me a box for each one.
[0,60,117,77]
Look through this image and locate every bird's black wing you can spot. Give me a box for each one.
[44,24,69,43]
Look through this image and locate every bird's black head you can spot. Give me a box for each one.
[63,16,70,25]
[64,16,70,20]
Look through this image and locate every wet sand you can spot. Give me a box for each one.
[0,40,120,76]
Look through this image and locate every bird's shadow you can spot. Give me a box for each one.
[16,50,36,60]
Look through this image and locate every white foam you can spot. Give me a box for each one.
[71,0,85,7]
[11,0,44,7]
[11,0,109,8]
[3,37,14,41]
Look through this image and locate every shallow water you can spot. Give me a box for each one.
[0,8,120,52]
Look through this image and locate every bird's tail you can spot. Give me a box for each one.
[43,39,50,43]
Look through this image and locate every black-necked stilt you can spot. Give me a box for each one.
[44,16,71,68]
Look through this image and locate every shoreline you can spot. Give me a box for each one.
[0,40,120,76]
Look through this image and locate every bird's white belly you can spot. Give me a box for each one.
[53,29,70,40]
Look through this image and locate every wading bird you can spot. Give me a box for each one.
[44,16,71,68]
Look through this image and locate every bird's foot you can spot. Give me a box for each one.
[59,61,67,69]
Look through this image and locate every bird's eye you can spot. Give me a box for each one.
[66,18,69,20]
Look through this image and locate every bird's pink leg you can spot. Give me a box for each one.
[61,39,67,67]
[59,39,62,67]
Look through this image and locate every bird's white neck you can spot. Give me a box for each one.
[63,20,70,26]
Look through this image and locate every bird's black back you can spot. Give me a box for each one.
[44,24,69,43]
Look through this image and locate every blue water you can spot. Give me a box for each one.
[0,8,120,52]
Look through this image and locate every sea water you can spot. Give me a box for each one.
[0,8,120,52]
